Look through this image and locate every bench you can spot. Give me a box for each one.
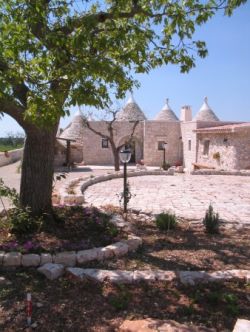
[192,163,215,170]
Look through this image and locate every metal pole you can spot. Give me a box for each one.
[124,162,127,213]
[163,148,166,168]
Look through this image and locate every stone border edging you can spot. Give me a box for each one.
[0,215,142,268]
[38,265,250,282]
[58,169,174,205]
[191,169,250,176]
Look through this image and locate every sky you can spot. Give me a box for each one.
[0,2,249,136]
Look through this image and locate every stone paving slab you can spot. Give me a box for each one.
[119,319,215,332]
[233,319,250,332]
[84,175,250,224]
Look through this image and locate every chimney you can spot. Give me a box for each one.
[180,105,192,122]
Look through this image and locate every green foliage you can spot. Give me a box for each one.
[155,211,177,231]
[162,162,171,170]
[203,204,220,234]
[223,293,239,316]
[0,0,245,127]
[9,207,43,235]
[207,291,221,305]
[109,285,131,311]
[0,132,24,151]
[0,178,19,207]
[0,178,42,234]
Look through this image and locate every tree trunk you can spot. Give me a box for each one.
[20,126,57,215]
[110,142,120,171]
[113,151,120,171]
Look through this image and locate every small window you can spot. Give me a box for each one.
[203,140,210,155]
[158,141,166,150]
[188,140,191,151]
[101,138,109,148]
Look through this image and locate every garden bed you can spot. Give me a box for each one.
[0,206,121,253]
[84,212,250,271]
[0,269,249,331]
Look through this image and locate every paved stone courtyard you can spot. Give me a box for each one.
[85,174,250,224]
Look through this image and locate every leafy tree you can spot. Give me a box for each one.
[0,0,246,215]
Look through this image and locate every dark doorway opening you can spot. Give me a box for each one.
[125,141,136,163]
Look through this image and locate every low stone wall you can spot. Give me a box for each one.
[0,148,23,167]
[191,169,250,176]
[0,214,142,270]
[58,169,174,205]
[0,235,142,268]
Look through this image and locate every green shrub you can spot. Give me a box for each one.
[10,207,43,235]
[109,286,131,311]
[162,162,171,170]
[155,211,177,231]
[203,204,220,234]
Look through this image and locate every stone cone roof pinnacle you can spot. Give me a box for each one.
[116,95,147,121]
[154,98,179,121]
[193,97,219,121]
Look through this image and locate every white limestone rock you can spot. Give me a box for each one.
[209,269,250,282]
[3,252,22,266]
[179,271,209,285]
[105,242,129,257]
[123,235,142,251]
[97,247,114,260]
[38,263,64,280]
[76,248,99,264]
[66,267,86,280]
[107,270,134,284]
[133,270,156,282]
[233,319,250,332]
[110,214,127,228]
[154,271,176,281]
[22,254,41,267]
[40,253,52,265]
[80,268,104,282]
[53,251,76,267]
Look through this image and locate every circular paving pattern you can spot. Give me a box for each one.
[84,174,250,224]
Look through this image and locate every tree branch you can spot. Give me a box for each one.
[0,59,29,107]
[0,95,26,129]
[117,121,139,150]
[83,120,110,140]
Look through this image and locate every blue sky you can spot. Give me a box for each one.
[0,3,249,136]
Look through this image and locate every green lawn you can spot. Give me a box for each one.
[0,144,23,152]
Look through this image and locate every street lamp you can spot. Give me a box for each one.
[119,147,132,213]
[162,142,167,170]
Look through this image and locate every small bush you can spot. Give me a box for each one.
[156,211,177,231]
[162,162,171,170]
[203,204,220,234]
[10,207,43,235]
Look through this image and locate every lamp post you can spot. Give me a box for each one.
[119,147,132,213]
[162,142,167,169]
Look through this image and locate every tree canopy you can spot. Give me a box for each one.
[0,0,246,128]
[0,0,246,214]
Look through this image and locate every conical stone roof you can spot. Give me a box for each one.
[154,99,179,121]
[116,95,147,121]
[60,109,85,145]
[193,97,219,121]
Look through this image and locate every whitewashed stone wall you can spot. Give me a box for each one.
[82,121,144,165]
[197,128,250,170]
[180,121,198,170]
[181,121,237,170]
[0,148,23,167]
[143,121,182,166]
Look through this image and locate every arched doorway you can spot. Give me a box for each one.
[118,136,143,164]
[124,140,136,163]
